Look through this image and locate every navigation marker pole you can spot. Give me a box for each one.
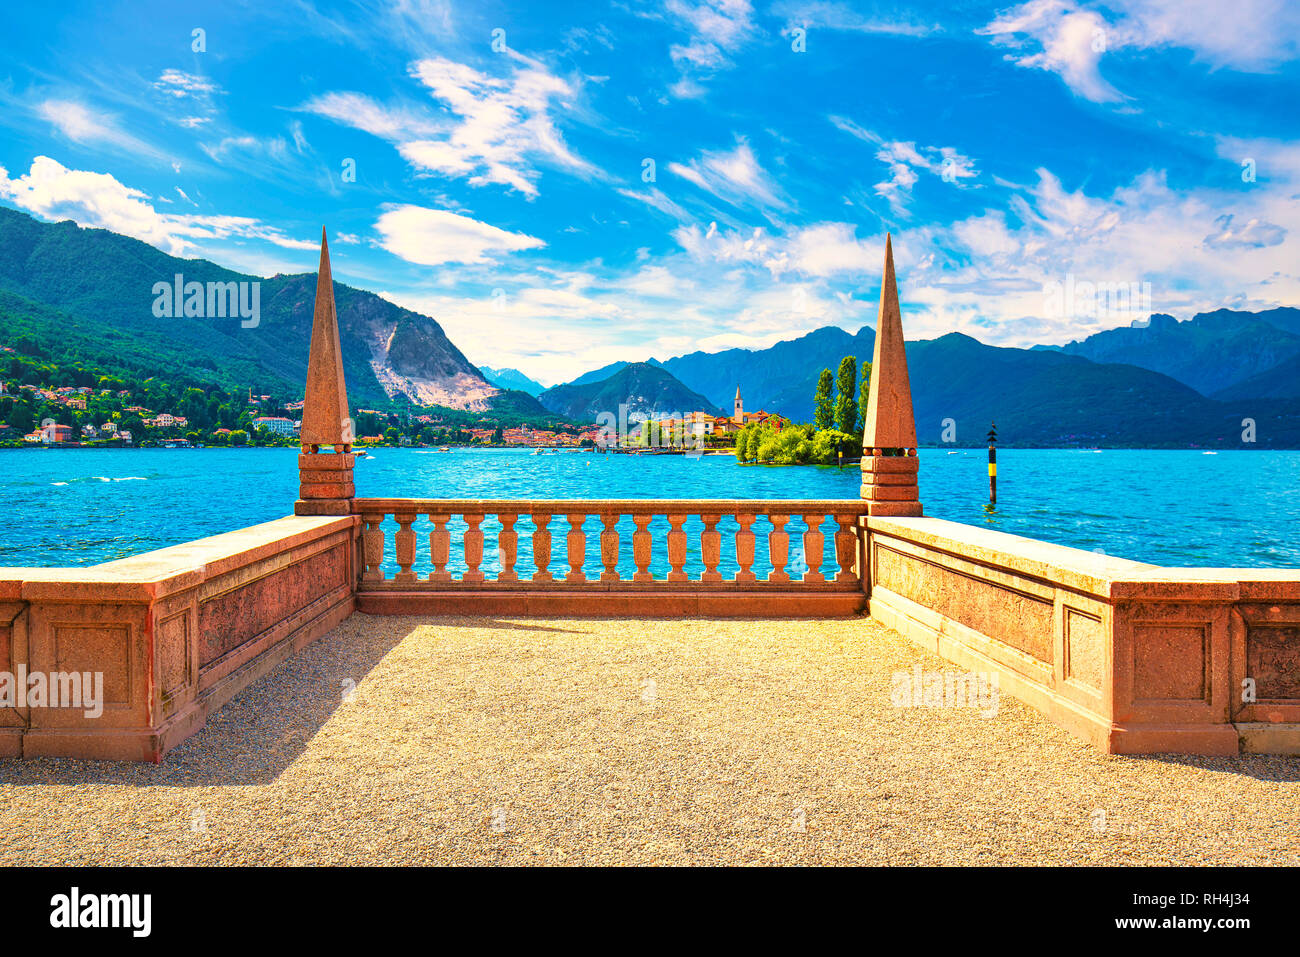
[987,422,997,506]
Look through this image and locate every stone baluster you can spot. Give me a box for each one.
[532,513,553,582]
[599,514,620,582]
[463,513,485,583]
[361,513,386,582]
[700,514,722,583]
[734,513,757,583]
[801,513,826,583]
[394,512,417,583]
[767,514,791,583]
[566,513,588,583]
[666,513,688,582]
[497,514,519,582]
[632,514,653,582]
[428,513,451,582]
[834,514,860,583]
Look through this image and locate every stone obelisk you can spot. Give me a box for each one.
[860,234,922,516]
[295,228,355,516]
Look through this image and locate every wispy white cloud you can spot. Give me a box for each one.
[980,0,1121,103]
[980,0,1300,104]
[658,0,756,98]
[36,99,169,162]
[299,91,440,140]
[772,0,939,37]
[154,69,219,99]
[668,139,786,210]
[617,186,692,221]
[1204,214,1286,249]
[831,115,978,214]
[373,204,545,266]
[887,155,1300,345]
[200,135,290,164]
[152,69,223,132]
[673,219,874,279]
[0,156,315,257]
[303,53,596,199]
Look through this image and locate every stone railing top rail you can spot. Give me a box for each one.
[869,515,1300,600]
[351,498,870,513]
[0,515,356,602]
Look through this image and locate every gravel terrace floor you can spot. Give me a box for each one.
[1,613,1298,866]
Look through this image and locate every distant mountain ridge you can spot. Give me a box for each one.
[554,318,1300,447]
[662,325,875,413]
[0,206,535,413]
[566,358,667,388]
[1056,308,1300,399]
[900,332,1299,446]
[537,362,723,423]
[5,205,1298,445]
[478,366,546,397]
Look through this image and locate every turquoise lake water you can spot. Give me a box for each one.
[0,447,1297,570]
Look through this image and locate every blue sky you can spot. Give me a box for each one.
[0,0,1297,385]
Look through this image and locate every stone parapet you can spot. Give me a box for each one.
[864,515,1300,755]
[0,515,358,761]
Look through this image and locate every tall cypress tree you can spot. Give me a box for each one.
[813,368,834,432]
[857,360,872,436]
[833,356,857,434]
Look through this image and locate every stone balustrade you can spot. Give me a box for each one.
[350,499,869,616]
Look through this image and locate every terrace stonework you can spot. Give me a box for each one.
[0,232,1296,761]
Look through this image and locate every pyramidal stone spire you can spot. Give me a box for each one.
[299,228,351,449]
[863,234,917,450]
[860,233,922,516]
[295,228,355,516]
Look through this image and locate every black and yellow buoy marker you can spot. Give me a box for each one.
[987,421,997,505]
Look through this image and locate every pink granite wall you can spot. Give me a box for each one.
[0,515,357,761]
[867,516,1300,755]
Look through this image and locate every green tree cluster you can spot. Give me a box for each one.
[734,420,861,465]
[728,353,876,467]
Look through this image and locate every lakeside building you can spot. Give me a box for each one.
[40,423,76,445]
[682,411,716,437]
[144,413,188,429]
[713,415,737,435]
[638,387,786,442]
[253,416,299,437]
[727,388,782,430]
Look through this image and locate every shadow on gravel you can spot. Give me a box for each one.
[1129,752,1300,782]
[0,614,580,788]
